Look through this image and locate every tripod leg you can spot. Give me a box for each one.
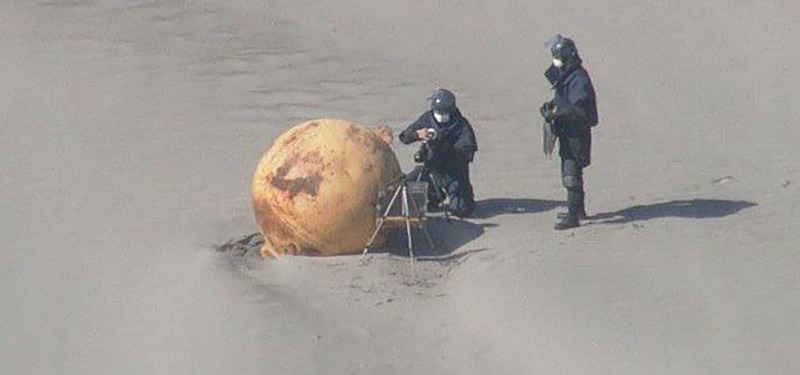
[402,187,415,263]
[405,218,414,264]
[362,183,403,258]
[382,182,403,218]
[362,218,387,257]
[404,184,435,251]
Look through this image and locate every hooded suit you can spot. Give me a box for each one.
[399,108,477,217]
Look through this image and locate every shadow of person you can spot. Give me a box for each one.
[590,199,757,225]
[382,216,485,259]
[470,198,563,219]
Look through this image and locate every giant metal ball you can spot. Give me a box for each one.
[252,119,402,257]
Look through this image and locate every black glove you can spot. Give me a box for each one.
[539,100,556,122]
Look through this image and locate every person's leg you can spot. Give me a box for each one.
[556,158,584,229]
[425,168,448,210]
[461,166,476,209]
[445,179,475,217]
[430,166,472,218]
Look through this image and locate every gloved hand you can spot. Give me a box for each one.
[415,128,437,141]
[539,100,556,122]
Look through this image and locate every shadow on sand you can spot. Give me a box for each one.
[380,216,486,259]
[377,197,563,259]
[216,216,486,261]
[590,199,757,225]
[470,198,563,219]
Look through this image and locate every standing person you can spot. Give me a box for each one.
[399,88,478,217]
[539,34,598,230]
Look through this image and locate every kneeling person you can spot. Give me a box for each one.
[399,88,478,217]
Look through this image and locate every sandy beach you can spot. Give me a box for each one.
[2,1,799,374]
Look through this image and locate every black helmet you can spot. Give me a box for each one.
[430,88,456,113]
[547,34,579,63]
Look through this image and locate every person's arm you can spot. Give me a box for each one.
[398,114,427,144]
[558,72,597,129]
[453,120,478,162]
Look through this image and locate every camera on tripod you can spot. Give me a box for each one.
[363,169,435,261]
[413,128,438,163]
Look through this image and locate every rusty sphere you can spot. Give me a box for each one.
[252,119,402,257]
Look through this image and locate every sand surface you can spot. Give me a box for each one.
[2,1,799,374]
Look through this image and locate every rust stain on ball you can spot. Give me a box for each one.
[252,119,402,257]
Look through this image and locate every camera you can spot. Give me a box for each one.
[413,142,430,163]
[413,128,438,163]
[423,128,438,140]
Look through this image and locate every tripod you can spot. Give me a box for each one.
[362,173,435,263]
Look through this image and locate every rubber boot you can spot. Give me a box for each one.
[557,207,587,220]
[554,213,579,230]
[555,188,583,230]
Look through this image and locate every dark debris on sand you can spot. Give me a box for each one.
[216,232,264,259]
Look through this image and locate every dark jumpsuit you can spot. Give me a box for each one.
[544,60,598,216]
[399,109,477,217]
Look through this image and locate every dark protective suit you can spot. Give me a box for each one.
[399,109,478,217]
[544,58,598,217]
